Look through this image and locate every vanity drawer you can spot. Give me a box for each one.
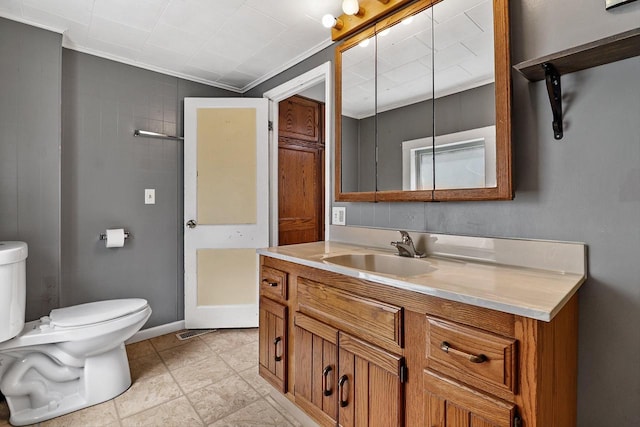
[426,317,517,397]
[260,266,288,301]
[297,277,403,352]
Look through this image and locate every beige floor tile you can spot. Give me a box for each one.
[207,398,295,427]
[171,353,235,394]
[200,329,258,354]
[187,374,260,425]
[159,339,215,371]
[114,371,182,418]
[149,330,192,352]
[41,401,120,427]
[218,340,259,373]
[128,352,168,382]
[126,340,156,361]
[238,367,273,396]
[120,396,203,427]
[265,395,316,427]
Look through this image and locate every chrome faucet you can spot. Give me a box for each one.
[391,231,426,258]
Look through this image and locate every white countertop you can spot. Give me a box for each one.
[258,240,587,322]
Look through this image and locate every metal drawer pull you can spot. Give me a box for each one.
[322,365,333,396]
[338,375,349,407]
[274,337,283,362]
[440,341,487,364]
[262,279,279,287]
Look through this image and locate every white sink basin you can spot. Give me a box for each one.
[323,253,435,277]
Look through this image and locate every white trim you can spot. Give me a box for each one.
[125,320,186,344]
[262,62,333,245]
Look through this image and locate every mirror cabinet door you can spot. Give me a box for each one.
[432,0,496,192]
[375,6,434,201]
[335,0,511,202]
[338,28,377,200]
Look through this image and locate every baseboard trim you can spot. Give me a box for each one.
[125,320,185,344]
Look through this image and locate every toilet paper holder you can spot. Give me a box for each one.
[99,230,131,241]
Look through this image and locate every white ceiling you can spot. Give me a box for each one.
[0,0,494,104]
[0,0,343,93]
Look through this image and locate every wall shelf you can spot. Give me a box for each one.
[513,28,640,140]
[513,28,640,81]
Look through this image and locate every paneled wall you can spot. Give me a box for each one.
[61,50,238,328]
[0,18,62,320]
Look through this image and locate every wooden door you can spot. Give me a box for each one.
[259,296,287,392]
[424,370,516,427]
[278,95,324,245]
[338,333,405,427]
[294,313,339,427]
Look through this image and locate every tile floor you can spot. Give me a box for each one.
[0,329,318,427]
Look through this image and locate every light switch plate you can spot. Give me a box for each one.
[145,189,155,205]
[332,207,346,225]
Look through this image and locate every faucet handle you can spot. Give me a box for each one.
[398,230,411,243]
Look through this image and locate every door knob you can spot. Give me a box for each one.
[186,220,197,229]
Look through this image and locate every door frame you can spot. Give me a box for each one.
[263,62,332,246]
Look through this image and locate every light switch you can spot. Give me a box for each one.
[145,189,155,205]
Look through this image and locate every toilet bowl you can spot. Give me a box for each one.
[0,242,152,426]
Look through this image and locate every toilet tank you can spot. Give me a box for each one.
[0,242,27,342]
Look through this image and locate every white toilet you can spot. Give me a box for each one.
[0,242,152,426]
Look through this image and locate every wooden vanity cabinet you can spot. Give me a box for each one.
[258,264,289,393]
[294,313,339,426]
[259,296,287,393]
[258,256,579,427]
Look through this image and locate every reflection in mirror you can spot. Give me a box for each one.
[402,125,495,190]
[340,34,376,193]
[375,8,434,192]
[432,0,496,190]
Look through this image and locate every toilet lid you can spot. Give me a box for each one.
[49,298,148,327]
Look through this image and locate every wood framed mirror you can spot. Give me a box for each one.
[335,0,512,202]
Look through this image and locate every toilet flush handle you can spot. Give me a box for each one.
[186,220,197,229]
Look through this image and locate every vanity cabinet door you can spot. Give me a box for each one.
[424,370,516,427]
[294,313,339,427]
[259,296,287,393]
[338,332,405,427]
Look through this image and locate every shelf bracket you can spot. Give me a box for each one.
[542,63,563,140]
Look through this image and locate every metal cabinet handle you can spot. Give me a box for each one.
[440,341,487,364]
[338,375,349,407]
[273,337,283,362]
[261,279,278,287]
[186,219,197,229]
[322,365,333,397]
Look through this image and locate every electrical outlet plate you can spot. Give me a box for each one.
[332,207,346,225]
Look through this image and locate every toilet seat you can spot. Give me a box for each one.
[49,299,148,328]
[0,299,151,350]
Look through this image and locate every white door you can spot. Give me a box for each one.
[184,98,269,329]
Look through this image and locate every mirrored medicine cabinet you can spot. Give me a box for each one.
[335,0,512,202]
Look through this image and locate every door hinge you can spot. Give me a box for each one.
[513,414,522,427]
[268,120,273,131]
[399,365,408,383]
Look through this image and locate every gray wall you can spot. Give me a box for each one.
[246,2,640,426]
[61,50,238,328]
[0,18,62,320]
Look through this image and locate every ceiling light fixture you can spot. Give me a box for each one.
[322,14,344,30]
[342,0,365,17]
